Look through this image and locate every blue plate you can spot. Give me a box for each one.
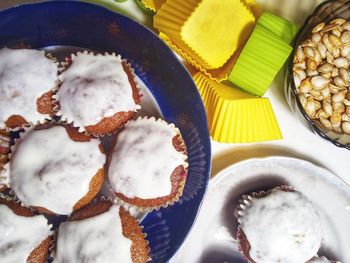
[0,1,211,262]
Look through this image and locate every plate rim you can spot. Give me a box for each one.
[211,156,350,193]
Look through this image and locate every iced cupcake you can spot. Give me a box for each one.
[236,186,323,263]
[0,197,52,263]
[9,124,106,215]
[0,48,58,130]
[55,52,141,136]
[108,117,188,210]
[0,129,11,191]
[54,200,149,263]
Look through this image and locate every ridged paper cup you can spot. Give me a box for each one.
[0,129,11,191]
[154,0,255,69]
[228,23,293,96]
[193,72,282,143]
[138,0,166,12]
[243,0,262,18]
[159,32,239,82]
[257,12,300,44]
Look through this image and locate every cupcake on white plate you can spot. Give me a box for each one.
[235,186,323,263]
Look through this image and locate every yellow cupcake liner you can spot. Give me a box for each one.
[154,0,255,69]
[159,32,239,82]
[193,73,282,143]
[139,0,166,12]
[242,0,262,18]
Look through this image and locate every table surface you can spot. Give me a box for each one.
[0,0,349,261]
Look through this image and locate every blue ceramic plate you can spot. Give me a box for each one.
[0,1,211,262]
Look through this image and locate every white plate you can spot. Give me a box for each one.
[174,157,350,263]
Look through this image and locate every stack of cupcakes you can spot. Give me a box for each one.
[152,0,299,143]
[0,47,189,262]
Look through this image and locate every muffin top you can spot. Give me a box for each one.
[54,204,132,263]
[9,126,106,215]
[0,203,52,262]
[238,189,323,263]
[0,48,58,129]
[108,117,187,199]
[57,52,140,129]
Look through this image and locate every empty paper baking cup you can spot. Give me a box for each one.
[257,12,300,44]
[193,73,282,143]
[242,0,262,18]
[159,32,240,82]
[137,0,166,12]
[228,23,293,96]
[154,0,255,69]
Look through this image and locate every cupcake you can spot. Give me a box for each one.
[108,117,188,210]
[54,200,149,263]
[0,197,52,263]
[307,256,341,263]
[0,129,11,191]
[236,186,323,263]
[0,48,58,130]
[55,52,141,136]
[9,124,106,215]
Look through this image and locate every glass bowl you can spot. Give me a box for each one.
[285,0,350,150]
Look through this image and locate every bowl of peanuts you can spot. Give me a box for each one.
[286,0,350,150]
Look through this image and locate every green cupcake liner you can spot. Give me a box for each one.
[228,24,292,96]
[257,12,300,44]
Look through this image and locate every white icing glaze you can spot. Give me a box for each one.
[108,118,187,199]
[57,52,140,128]
[54,204,132,263]
[239,190,323,263]
[9,126,106,215]
[0,204,51,262]
[307,257,337,263]
[0,48,58,129]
